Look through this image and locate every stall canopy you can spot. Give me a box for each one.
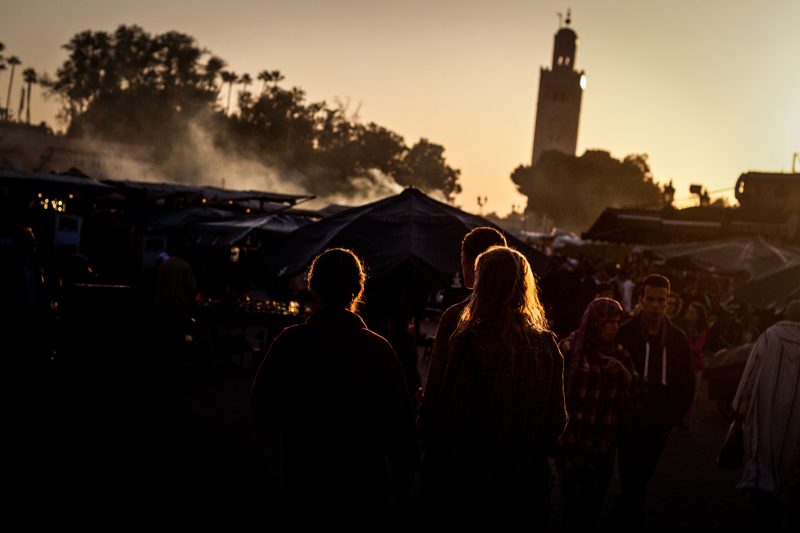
[644,236,800,279]
[733,259,800,312]
[188,211,312,246]
[0,169,112,189]
[106,179,314,205]
[263,188,552,281]
[127,206,235,232]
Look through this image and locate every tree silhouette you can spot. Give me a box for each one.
[5,56,21,120]
[220,70,237,115]
[238,73,253,113]
[41,25,463,200]
[239,73,252,92]
[205,56,225,96]
[257,70,271,95]
[511,150,663,231]
[22,68,36,124]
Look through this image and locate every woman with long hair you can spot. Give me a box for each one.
[554,298,645,532]
[426,246,567,530]
[681,301,710,430]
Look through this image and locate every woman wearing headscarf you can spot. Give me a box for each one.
[425,246,568,531]
[554,298,645,532]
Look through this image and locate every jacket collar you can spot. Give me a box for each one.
[306,307,368,329]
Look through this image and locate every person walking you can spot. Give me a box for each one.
[607,274,695,531]
[733,300,800,530]
[554,298,645,531]
[423,246,567,531]
[416,227,507,442]
[249,248,419,531]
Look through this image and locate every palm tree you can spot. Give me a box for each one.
[220,71,237,115]
[239,73,252,94]
[238,73,253,115]
[270,70,284,88]
[257,70,271,95]
[5,56,20,121]
[0,64,6,119]
[205,56,225,95]
[22,68,36,124]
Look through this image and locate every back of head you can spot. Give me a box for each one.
[459,246,548,345]
[462,227,507,264]
[308,248,366,311]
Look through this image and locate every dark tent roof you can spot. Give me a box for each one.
[263,188,552,281]
[105,179,313,205]
[733,259,800,312]
[188,212,312,246]
[644,236,800,279]
[583,206,794,244]
[0,169,112,189]
[127,206,235,232]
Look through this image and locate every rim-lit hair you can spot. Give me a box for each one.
[456,246,549,345]
[308,248,366,312]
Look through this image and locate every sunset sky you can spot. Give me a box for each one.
[3,0,799,215]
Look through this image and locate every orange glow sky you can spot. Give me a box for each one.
[3,0,799,216]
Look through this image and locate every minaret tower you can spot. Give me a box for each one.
[531,9,586,165]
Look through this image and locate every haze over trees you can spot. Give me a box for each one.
[41,25,462,201]
[511,150,664,232]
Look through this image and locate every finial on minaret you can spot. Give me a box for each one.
[565,8,571,26]
[557,12,563,28]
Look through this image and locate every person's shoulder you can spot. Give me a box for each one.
[269,322,309,344]
[765,320,800,341]
[441,299,468,321]
[436,299,468,340]
[557,336,572,354]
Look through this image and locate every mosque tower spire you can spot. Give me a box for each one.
[530,9,586,165]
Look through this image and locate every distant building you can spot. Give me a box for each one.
[0,121,155,180]
[735,171,800,215]
[531,11,586,165]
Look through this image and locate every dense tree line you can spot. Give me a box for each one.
[42,25,461,199]
[512,150,664,232]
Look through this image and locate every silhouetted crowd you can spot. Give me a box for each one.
[3,225,798,531]
[246,228,800,532]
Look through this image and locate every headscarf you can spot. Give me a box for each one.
[565,298,624,397]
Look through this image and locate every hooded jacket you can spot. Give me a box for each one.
[617,312,695,440]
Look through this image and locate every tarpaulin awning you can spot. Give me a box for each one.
[263,188,552,281]
[0,169,112,189]
[733,259,800,312]
[644,236,800,278]
[188,212,312,246]
[127,206,235,232]
[106,179,314,205]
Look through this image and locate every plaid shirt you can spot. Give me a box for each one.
[553,337,646,494]
[427,322,567,491]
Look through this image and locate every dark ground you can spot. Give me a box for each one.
[0,344,766,531]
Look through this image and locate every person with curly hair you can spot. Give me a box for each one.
[249,248,418,531]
